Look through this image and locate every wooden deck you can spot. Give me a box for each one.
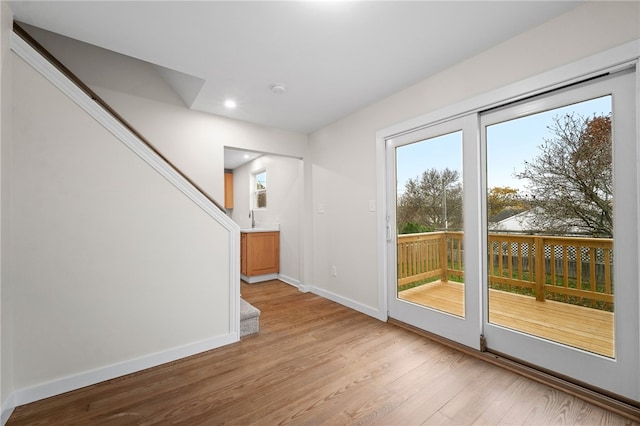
[399,281,614,358]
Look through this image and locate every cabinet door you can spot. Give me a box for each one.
[240,233,247,275]
[246,232,279,276]
[224,172,234,209]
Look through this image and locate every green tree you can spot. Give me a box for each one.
[516,113,612,237]
[397,168,462,231]
[397,222,434,235]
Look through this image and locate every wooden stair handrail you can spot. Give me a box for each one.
[13,21,226,213]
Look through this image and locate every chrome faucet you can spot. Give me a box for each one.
[249,210,255,228]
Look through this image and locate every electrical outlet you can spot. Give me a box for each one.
[331,266,337,276]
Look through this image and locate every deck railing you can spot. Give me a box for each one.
[397,231,463,286]
[397,231,613,308]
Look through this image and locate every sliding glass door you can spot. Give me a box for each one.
[386,68,639,401]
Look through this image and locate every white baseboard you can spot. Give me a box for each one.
[280,275,311,293]
[1,394,15,426]
[9,332,238,412]
[309,286,386,321]
[277,274,301,288]
[241,273,278,283]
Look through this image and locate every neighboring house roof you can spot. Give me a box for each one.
[489,207,582,234]
[489,209,537,232]
[490,208,525,224]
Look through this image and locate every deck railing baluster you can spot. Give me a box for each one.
[397,232,613,308]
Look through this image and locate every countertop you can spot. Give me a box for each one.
[240,226,280,233]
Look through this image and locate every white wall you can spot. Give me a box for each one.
[307,2,640,316]
[10,52,233,397]
[21,25,309,204]
[231,155,303,285]
[0,1,13,419]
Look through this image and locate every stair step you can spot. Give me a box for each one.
[240,298,260,337]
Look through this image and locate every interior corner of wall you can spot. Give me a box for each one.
[1,392,15,425]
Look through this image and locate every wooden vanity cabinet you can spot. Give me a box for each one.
[240,231,280,277]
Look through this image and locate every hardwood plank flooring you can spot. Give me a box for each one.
[399,280,614,357]
[8,280,637,425]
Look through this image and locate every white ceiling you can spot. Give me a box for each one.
[224,148,263,170]
[10,1,579,134]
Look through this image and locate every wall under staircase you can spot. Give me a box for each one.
[3,30,240,416]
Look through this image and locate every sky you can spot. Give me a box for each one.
[395,96,612,196]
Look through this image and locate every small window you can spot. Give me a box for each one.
[253,170,267,209]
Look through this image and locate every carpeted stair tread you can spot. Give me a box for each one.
[240,298,260,337]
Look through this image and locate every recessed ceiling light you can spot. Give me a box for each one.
[224,99,237,109]
[270,83,287,94]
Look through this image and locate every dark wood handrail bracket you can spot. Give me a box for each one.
[12,22,226,213]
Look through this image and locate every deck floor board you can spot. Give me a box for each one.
[399,280,614,357]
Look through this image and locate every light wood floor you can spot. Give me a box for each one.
[8,280,636,425]
[399,280,614,357]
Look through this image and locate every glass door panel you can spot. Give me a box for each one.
[486,96,614,357]
[396,131,464,317]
